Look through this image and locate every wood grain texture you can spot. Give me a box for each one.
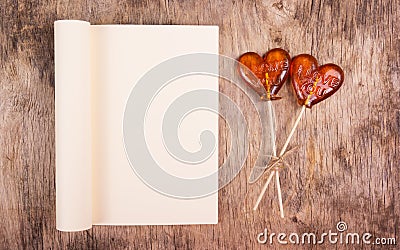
[0,0,399,249]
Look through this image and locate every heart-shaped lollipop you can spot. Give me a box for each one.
[290,54,344,108]
[238,48,291,100]
[252,53,345,218]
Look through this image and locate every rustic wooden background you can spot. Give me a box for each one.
[0,0,399,249]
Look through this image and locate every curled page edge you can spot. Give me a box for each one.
[55,20,92,231]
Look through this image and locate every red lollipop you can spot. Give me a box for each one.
[277,54,344,159]
[290,54,344,108]
[238,48,291,100]
[238,48,290,218]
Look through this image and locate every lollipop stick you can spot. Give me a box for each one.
[253,105,306,213]
[268,100,285,217]
[253,170,275,210]
[275,171,284,218]
[253,100,278,211]
[274,106,305,217]
[278,106,306,157]
[267,100,277,156]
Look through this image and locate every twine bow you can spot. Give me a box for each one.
[263,146,298,172]
[252,146,298,217]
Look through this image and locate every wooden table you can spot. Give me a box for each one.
[1,0,399,249]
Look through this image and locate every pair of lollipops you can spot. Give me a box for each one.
[238,49,344,218]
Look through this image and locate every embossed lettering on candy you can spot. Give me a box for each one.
[289,54,344,108]
[238,48,291,100]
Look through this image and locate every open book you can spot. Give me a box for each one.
[55,20,219,231]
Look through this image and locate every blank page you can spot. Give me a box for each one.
[90,25,219,225]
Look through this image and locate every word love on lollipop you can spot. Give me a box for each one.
[291,54,344,108]
[238,48,290,100]
[237,50,344,218]
[281,54,345,157]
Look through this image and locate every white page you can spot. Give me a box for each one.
[56,21,219,230]
[90,25,219,225]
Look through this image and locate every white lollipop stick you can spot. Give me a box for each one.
[253,170,275,210]
[253,105,306,214]
[278,105,306,157]
[253,100,277,211]
[275,171,284,218]
[267,100,277,156]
